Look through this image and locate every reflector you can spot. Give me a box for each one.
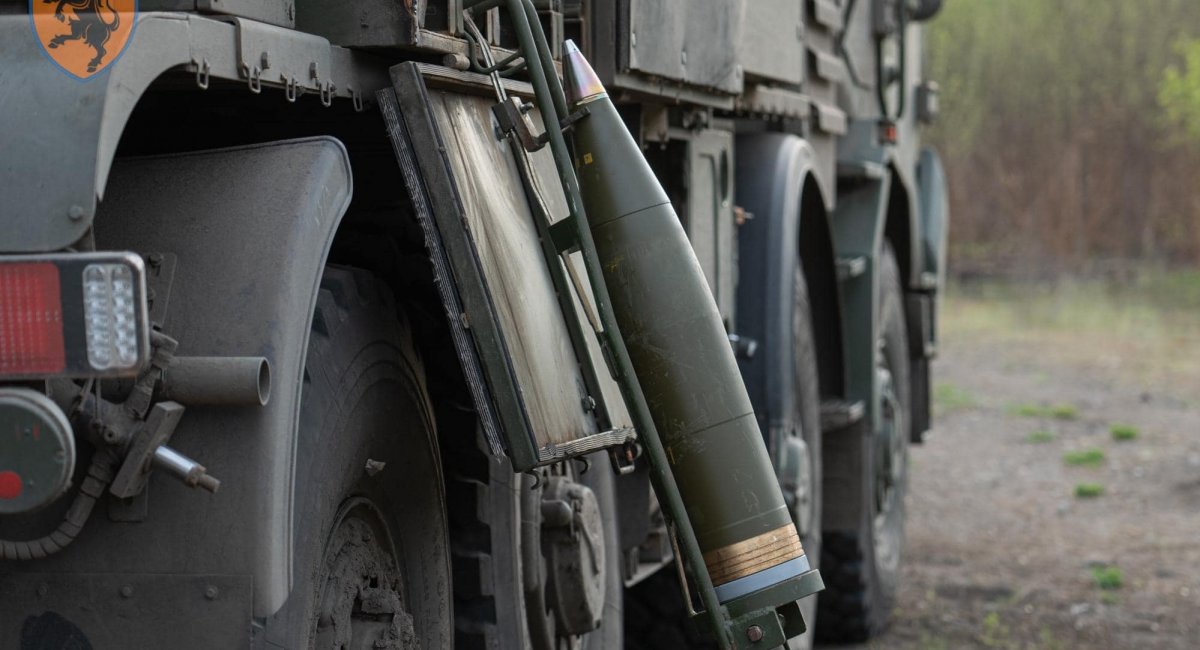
[0,262,66,375]
[0,252,148,379]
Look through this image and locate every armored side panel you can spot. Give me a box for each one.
[295,0,424,46]
[683,129,736,325]
[140,0,294,27]
[0,574,253,649]
[625,0,743,94]
[738,0,804,86]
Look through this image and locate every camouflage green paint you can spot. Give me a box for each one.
[573,97,792,554]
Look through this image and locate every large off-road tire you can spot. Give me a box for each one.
[817,243,911,644]
[622,264,824,650]
[259,266,452,649]
[443,418,624,650]
[788,265,823,650]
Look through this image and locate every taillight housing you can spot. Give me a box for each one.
[0,252,149,379]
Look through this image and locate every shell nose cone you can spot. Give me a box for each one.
[563,39,607,106]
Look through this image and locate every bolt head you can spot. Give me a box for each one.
[746,625,764,643]
[119,585,134,598]
[204,585,219,600]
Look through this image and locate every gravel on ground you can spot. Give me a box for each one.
[842,303,1200,650]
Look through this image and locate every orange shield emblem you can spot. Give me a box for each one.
[31,0,137,80]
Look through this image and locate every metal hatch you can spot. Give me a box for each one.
[380,62,633,472]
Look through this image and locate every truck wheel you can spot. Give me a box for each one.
[260,266,452,649]
[787,265,823,650]
[445,422,624,650]
[817,243,910,643]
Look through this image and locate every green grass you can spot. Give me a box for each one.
[1010,403,1046,417]
[935,382,977,413]
[1110,423,1140,441]
[941,271,1200,400]
[1100,591,1121,605]
[1063,449,1105,467]
[1050,404,1079,420]
[1075,482,1105,498]
[979,611,1011,647]
[1008,402,1079,420]
[1026,429,1056,443]
[1039,627,1066,650]
[1091,565,1123,590]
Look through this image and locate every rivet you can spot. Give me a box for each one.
[68,205,85,221]
[204,585,219,600]
[119,584,134,598]
[746,625,764,642]
[37,584,49,598]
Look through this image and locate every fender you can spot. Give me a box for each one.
[0,12,383,253]
[904,146,949,441]
[917,146,949,291]
[0,138,353,636]
[735,133,842,444]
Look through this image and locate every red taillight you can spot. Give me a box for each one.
[0,262,66,375]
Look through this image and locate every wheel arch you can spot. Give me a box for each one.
[735,133,846,443]
[0,11,386,253]
[884,162,919,292]
[798,174,846,403]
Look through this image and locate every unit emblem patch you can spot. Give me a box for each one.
[31,0,137,80]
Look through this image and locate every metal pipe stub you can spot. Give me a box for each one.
[160,356,271,407]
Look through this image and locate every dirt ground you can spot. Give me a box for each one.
[845,293,1200,650]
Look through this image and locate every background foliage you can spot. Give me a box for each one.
[925,0,1200,277]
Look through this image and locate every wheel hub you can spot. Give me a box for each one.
[873,348,906,579]
[778,433,814,539]
[540,476,606,637]
[314,498,416,650]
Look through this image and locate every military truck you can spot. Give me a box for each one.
[0,0,947,648]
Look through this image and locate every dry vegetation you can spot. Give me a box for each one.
[927,0,1200,276]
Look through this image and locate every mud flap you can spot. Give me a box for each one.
[0,137,355,622]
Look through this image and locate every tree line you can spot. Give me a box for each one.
[925,0,1200,277]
